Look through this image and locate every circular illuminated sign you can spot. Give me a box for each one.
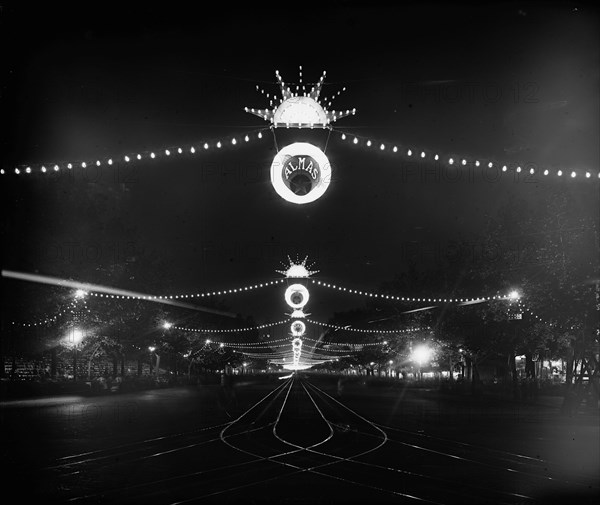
[270,142,332,204]
[285,284,310,309]
[291,321,306,336]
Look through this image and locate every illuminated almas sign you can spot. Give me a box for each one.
[246,68,355,204]
[271,142,331,204]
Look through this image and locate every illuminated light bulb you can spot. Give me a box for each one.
[108,159,113,165]
[26,167,31,174]
[475,160,480,166]
[96,160,101,166]
[544,169,549,175]
[81,162,87,168]
[353,137,358,144]
[449,158,454,165]
[366,140,372,146]
[41,166,47,172]
[557,170,563,176]
[232,138,237,145]
[125,156,130,162]
[585,172,590,178]
[0,169,5,175]
[137,154,142,160]
[407,149,412,156]
[502,165,507,172]
[201,143,208,150]
[165,149,170,156]
[462,159,466,165]
[15,168,20,174]
[341,133,346,140]
[217,141,222,148]
[258,132,262,138]
[516,166,522,173]
[177,148,183,154]
[570,171,576,178]
[488,162,493,168]
[190,147,195,153]
[393,146,398,152]
[421,152,426,158]
[434,154,439,161]
[380,144,385,150]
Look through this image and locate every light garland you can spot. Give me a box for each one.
[310,279,518,304]
[173,319,289,334]
[306,319,429,335]
[88,279,285,301]
[3,129,268,177]
[9,296,88,327]
[334,128,600,182]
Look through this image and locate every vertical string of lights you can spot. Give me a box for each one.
[278,256,319,370]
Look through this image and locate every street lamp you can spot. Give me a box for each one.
[74,289,87,299]
[412,344,432,380]
[65,327,85,381]
[508,290,520,300]
[163,321,173,329]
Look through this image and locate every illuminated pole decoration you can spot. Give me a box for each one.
[246,68,356,204]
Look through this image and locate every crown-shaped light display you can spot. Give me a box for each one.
[276,255,319,278]
[245,67,356,128]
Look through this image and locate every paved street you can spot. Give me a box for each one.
[2,375,598,504]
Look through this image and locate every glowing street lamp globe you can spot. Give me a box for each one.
[412,345,433,366]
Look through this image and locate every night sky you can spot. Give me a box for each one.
[2,3,598,328]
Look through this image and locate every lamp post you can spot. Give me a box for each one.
[412,344,432,381]
[66,328,84,381]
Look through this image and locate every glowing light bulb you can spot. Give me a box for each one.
[434,154,439,161]
[462,159,466,165]
[190,147,195,153]
[557,170,563,176]
[516,166,522,173]
[108,159,113,165]
[449,158,454,165]
[178,148,182,154]
[26,167,31,174]
[380,144,385,150]
[529,168,535,174]
[570,171,576,178]
[232,138,237,145]
[15,168,20,174]
[217,142,222,148]
[488,162,493,168]
[544,169,549,175]
[81,162,87,168]
[367,140,372,146]
[421,152,426,158]
[124,156,130,162]
[68,163,73,169]
[341,133,346,140]
[165,149,170,156]
[244,135,249,142]
[137,154,142,160]
[353,138,358,144]
[502,165,507,172]
[96,160,101,166]
[586,172,590,178]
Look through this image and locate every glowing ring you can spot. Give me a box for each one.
[292,338,303,349]
[291,320,306,336]
[270,142,332,204]
[285,284,309,309]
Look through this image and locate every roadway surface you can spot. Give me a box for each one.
[1,374,598,504]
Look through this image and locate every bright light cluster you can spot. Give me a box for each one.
[276,255,319,278]
[245,67,356,128]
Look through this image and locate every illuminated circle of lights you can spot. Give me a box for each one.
[270,142,332,204]
[285,283,310,309]
[292,337,303,349]
[290,320,306,336]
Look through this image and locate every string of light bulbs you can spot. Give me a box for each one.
[9,297,88,327]
[2,129,269,177]
[88,278,286,301]
[306,318,429,335]
[310,279,519,304]
[173,319,289,334]
[333,128,600,182]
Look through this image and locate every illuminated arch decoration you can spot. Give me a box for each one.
[270,142,332,204]
[284,283,310,310]
[244,67,356,129]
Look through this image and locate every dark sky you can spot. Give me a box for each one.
[2,2,599,328]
